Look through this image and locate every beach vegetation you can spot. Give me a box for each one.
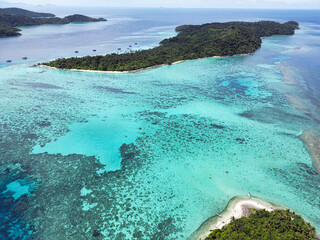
[205,209,316,240]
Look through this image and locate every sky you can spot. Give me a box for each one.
[1,0,320,9]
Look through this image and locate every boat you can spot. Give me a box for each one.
[6,60,12,63]
[22,57,28,60]
[118,48,121,50]
[216,212,222,218]
[129,45,132,47]
[75,51,79,53]
[93,49,96,52]
[135,43,138,45]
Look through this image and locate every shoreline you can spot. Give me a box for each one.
[190,196,281,240]
[39,54,251,74]
[39,60,186,74]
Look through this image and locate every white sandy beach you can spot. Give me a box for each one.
[190,196,281,240]
[38,60,187,74]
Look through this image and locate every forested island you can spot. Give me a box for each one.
[0,7,55,17]
[0,8,106,37]
[43,21,299,72]
[205,209,316,240]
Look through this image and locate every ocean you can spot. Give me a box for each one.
[0,7,320,239]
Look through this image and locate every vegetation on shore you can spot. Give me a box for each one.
[0,8,106,37]
[64,14,106,23]
[0,23,21,37]
[205,209,316,240]
[43,21,299,72]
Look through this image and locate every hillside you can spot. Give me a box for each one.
[0,9,107,37]
[0,23,21,37]
[0,7,55,17]
[0,13,69,27]
[65,14,106,22]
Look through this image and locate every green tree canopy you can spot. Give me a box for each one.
[205,209,316,240]
[43,21,299,72]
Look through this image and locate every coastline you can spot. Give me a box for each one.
[39,54,251,74]
[190,196,281,240]
[39,60,186,74]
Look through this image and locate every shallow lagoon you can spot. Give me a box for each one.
[0,7,320,240]
[33,114,140,172]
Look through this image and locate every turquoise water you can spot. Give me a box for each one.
[0,8,320,240]
[3,180,31,201]
[33,114,140,172]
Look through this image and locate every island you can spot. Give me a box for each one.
[191,197,316,240]
[0,8,107,37]
[42,21,299,72]
[0,7,55,17]
[205,209,316,239]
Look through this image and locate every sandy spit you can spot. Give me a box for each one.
[189,196,281,240]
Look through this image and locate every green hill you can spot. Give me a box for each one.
[43,21,299,72]
[65,14,106,23]
[0,23,21,37]
[0,9,107,38]
[0,7,55,17]
[205,209,316,240]
[0,13,69,27]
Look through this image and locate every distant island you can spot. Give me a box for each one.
[0,7,55,17]
[0,7,107,37]
[42,21,299,72]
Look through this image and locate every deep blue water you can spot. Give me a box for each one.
[0,7,320,240]
[1,8,320,63]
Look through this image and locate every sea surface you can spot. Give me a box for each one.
[0,7,320,239]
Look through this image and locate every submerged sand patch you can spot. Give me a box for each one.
[301,130,320,174]
[285,93,311,115]
[277,65,320,175]
[275,65,297,85]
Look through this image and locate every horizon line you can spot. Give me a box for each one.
[1,5,320,10]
